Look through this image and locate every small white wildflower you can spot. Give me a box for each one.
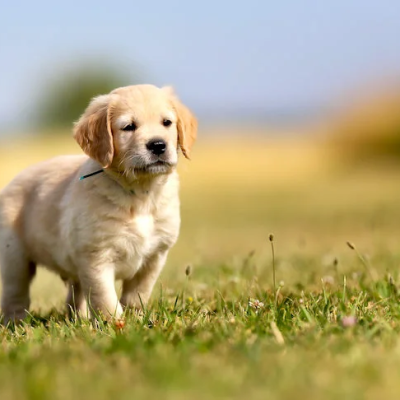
[249,299,264,310]
[279,280,285,287]
[322,275,335,285]
[299,298,304,304]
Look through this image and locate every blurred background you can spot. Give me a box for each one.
[1,1,400,309]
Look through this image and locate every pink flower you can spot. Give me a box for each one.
[341,316,357,327]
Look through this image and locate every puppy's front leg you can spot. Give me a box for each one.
[120,251,168,310]
[79,266,122,320]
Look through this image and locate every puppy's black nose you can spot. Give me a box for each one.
[146,139,166,156]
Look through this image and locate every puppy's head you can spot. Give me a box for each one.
[73,84,197,176]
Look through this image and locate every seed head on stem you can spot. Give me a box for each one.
[269,233,277,307]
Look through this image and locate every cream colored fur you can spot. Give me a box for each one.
[0,84,197,324]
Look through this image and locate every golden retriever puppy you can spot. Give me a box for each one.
[0,84,197,324]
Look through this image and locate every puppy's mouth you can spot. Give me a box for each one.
[134,160,176,175]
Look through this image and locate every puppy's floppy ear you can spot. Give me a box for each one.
[73,94,114,168]
[164,87,197,159]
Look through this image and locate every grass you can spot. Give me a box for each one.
[1,132,400,399]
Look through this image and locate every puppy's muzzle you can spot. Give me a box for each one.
[146,139,166,156]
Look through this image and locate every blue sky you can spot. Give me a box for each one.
[1,0,400,131]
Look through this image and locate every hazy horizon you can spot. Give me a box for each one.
[2,1,400,133]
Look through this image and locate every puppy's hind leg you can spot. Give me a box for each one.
[0,232,36,324]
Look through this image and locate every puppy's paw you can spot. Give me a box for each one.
[2,311,28,327]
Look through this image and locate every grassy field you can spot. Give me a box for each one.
[0,131,400,399]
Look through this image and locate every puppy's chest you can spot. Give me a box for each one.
[111,214,170,280]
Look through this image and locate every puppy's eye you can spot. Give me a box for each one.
[122,122,137,131]
[163,119,172,127]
